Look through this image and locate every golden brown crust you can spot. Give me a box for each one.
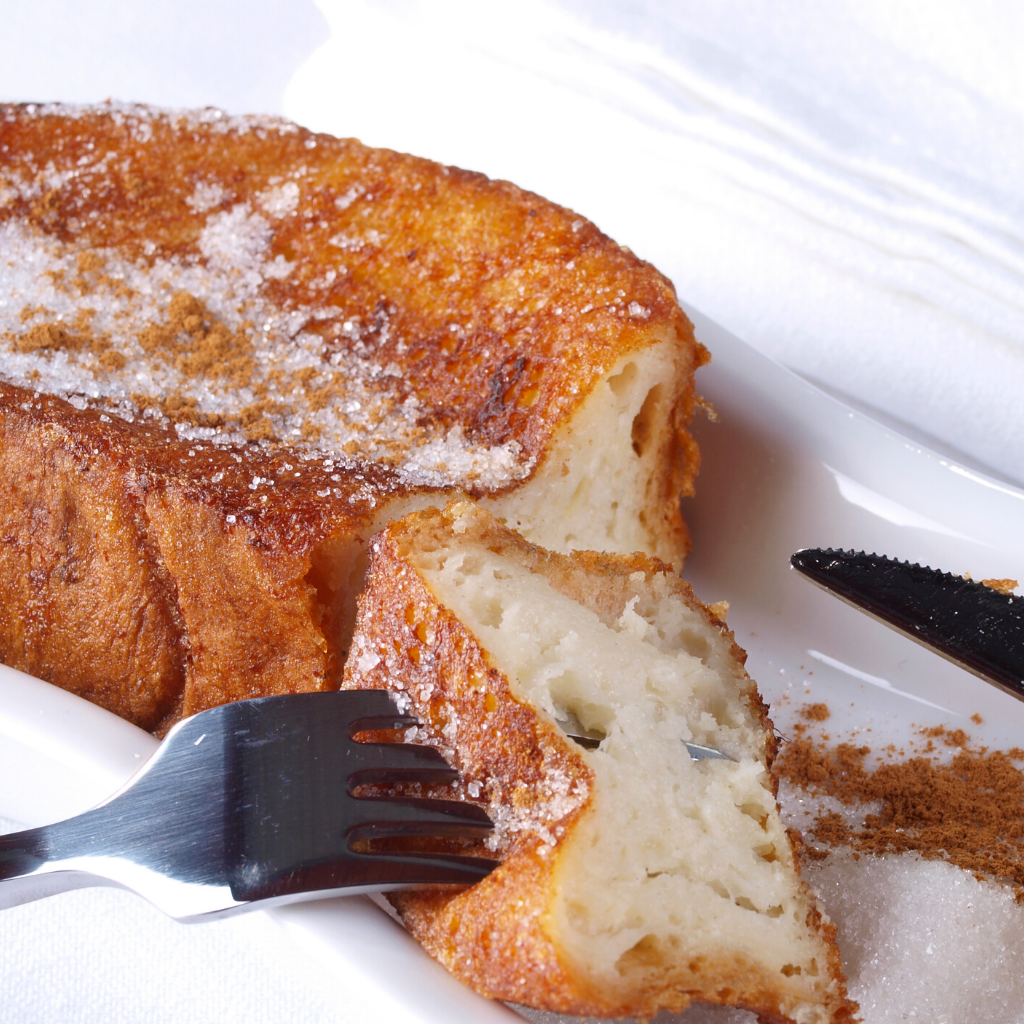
[0,382,419,729]
[0,102,698,483]
[343,503,856,1022]
[342,512,596,1009]
[0,389,187,728]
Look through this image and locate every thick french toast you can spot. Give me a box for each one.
[343,501,855,1022]
[0,103,704,730]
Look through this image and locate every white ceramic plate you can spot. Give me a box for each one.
[3,309,1023,1022]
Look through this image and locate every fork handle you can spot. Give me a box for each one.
[0,826,121,910]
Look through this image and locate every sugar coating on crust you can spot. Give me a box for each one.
[0,102,699,502]
[0,101,708,731]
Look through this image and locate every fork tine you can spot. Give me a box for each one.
[346,852,498,885]
[346,796,493,842]
[349,713,421,732]
[347,739,461,786]
[255,851,498,896]
[1,690,503,918]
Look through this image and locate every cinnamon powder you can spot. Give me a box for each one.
[776,710,1024,900]
[800,702,831,722]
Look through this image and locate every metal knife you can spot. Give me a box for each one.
[790,548,1024,703]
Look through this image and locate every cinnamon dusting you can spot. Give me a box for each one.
[800,702,831,722]
[10,308,113,363]
[137,291,257,385]
[777,708,1024,899]
[135,393,226,429]
[13,321,87,354]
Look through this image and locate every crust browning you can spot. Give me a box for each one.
[0,102,699,484]
[0,383,410,729]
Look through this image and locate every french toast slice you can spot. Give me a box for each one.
[0,103,704,730]
[343,501,854,1022]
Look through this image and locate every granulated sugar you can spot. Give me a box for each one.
[805,851,1024,1023]
[0,216,529,490]
[777,725,1024,897]
[773,711,1024,1024]
[0,105,536,492]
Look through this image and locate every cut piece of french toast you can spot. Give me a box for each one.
[343,501,855,1023]
[0,103,704,730]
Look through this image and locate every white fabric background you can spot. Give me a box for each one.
[2,1,1023,1021]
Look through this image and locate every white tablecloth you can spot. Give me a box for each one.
[2,2,1023,1021]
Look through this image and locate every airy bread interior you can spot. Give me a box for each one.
[305,330,695,666]
[486,334,696,565]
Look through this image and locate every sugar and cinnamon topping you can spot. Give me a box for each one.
[2,103,692,500]
[0,105,569,492]
[0,218,517,488]
[777,707,1024,900]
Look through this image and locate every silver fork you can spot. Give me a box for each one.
[0,690,494,921]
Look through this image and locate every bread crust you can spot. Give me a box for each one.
[343,504,856,1022]
[0,389,187,727]
[0,104,704,728]
[0,383,414,729]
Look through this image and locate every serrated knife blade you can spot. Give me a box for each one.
[790,548,1024,702]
